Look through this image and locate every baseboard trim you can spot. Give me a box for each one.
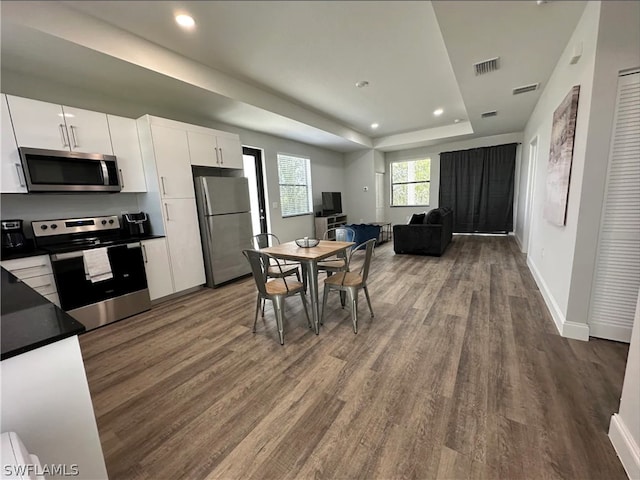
[590,322,633,343]
[526,257,589,341]
[513,233,525,253]
[609,414,640,479]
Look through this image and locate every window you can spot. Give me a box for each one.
[277,153,313,217]
[390,158,431,206]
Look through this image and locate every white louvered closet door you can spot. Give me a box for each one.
[589,71,640,342]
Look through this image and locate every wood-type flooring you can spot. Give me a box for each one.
[80,235,630,479]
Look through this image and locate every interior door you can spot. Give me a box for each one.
[588,72,640,342]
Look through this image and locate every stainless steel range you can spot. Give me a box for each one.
[32,215,151,330]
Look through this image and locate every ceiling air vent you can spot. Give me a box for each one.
[513,83,540,95]
[481,110,498,118]
[473,57,500,76]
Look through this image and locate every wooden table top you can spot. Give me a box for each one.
[260,240,354,261]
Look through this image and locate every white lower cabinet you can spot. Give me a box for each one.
[162,198,206,292]
[141,237,174,300]
[1,255,60,307]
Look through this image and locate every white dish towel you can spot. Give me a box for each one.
[83,247,113,283]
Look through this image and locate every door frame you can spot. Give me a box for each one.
[242,146,268,234]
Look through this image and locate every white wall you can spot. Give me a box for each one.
[519,1,600,339]
[519,0,640,339]
[566,0,640,332]
[344,149,376,224]
[0,74,345,243]
[0,193,141,237]
[609,292,640,479]
[385,132,523,225]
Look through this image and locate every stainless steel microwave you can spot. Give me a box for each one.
[18,147,121,193]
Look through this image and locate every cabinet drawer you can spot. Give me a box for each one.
[23,274,57,296]
[44,292,61,307]
[1,255,52,279]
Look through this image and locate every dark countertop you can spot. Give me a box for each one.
[1,235,166,261]
[1,267,85,361]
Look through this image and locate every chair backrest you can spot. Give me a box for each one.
[347,238,376,283]
[324,227,356,243]
[243,249,269,296]
[251,233,281,249]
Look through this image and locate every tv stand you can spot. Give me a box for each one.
[315,213,347,239]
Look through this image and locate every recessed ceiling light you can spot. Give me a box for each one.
[433,108,444,116]
[175,14,195,29]
[355,80,369,88]
[371,123,379,129]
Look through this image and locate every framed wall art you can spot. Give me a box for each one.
[544,85,580,226]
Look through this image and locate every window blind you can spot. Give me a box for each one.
[277,154,312,217]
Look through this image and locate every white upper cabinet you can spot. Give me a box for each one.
[6,95,70,151]
[151,125,195,198]
[188,130,243,169]
[107,115,147,193]
[62,106,113,154]
[6,95,113,154]
[216,134,243,169]
[1,94,27,193]
[187,131,217,167]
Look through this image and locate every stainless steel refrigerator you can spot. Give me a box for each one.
[195,176,253,287]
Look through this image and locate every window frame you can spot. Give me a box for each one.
[276,153,314,218]
[390,158,431,207]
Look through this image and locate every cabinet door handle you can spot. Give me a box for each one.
[118,169,125,189]
[214,147,220,165]
[219,147,224,165]
[15,164,26,187]
[142,244,148,263]
[59,124,69,147]
[164,203,170,221]
[69,125,79,148]
[160,176,167,195]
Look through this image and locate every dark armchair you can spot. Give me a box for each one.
[393,207,453,256]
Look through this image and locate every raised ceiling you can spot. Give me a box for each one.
[1,1,586,152]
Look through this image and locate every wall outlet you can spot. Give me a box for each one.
[120,211,128,215]
[541,247,545,258]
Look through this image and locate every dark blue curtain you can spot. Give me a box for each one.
[439,143,517,233]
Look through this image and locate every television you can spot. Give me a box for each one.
[322,192,342,216]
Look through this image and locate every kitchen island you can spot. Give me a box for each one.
[1,267,108,479]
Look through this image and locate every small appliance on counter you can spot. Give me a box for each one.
[1,219,26,253]
[122,212,151,237]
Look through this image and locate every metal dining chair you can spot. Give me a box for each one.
[243,249,311,345]
[251,233,301,281]
[321,238,376,334]
[317,226,356,276]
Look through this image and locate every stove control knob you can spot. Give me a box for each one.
[101,220,107,225]
[40,225,48,230]
[50,224,58,229]
[108,219,114,224]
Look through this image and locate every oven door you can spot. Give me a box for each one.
[51,243,148,312]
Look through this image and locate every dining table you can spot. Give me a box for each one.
[259,240,355,334]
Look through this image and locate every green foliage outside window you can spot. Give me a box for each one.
[391,159,431,206]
